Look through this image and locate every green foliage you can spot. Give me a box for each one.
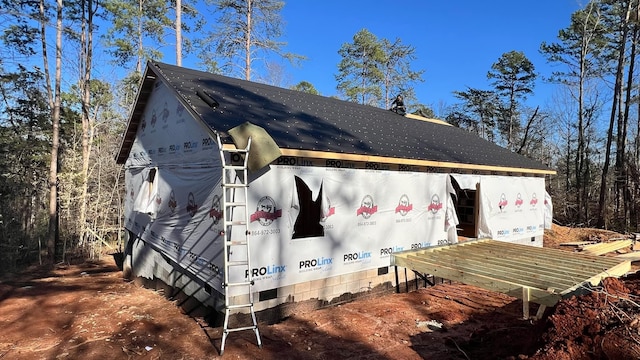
[0,0,46,61]
[452,87,498,142]
[380,38,424,109]
[540,3,610,84]
[291,81,319,95]
[0,66,51,272]
[102,0,173,70]
[336,29,385,106]
[117,71,143,111]
[336,29,424,110]
[487,51,537,148]
[198,0,303,80]
[488,51,536,99]
[411,105,436,119]
[1,24,39,57]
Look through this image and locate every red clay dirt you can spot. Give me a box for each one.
[1,224,639,360]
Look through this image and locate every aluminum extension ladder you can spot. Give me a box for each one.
[216,134,262,355]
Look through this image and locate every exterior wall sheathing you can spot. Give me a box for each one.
[124,236,421,320]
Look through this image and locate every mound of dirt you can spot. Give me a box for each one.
[531,275,640,360]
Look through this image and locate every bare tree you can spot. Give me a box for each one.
[541,2,608,224]
[78,0,98,246]
[597,0,632,228]
[44,0,64,263]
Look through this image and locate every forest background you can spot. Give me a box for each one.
[0,0,638,274]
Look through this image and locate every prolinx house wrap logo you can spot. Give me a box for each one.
[395,194,413,216]
[176,103,184,117]
[161,101,169,123]
[498,193,508,212]
[150,109,157,128]
[427,194,442,214]
[357,195,378,219]
[186,192,199,217]
[168,190,177,215]
[530,193,538,206]
[250,196,282,226]
[515,193,524,207]
[209,194,222,225]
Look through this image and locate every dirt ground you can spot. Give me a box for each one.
[1,224,640,360]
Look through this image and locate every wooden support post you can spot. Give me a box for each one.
[535,305,547,320]
[404,268,408,292]
[522,287,530,320]
[394,266,400,293]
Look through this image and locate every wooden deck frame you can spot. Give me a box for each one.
[391,239,631,319]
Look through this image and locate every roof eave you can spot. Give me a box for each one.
[277,148,556,175]
[115,63,159,164]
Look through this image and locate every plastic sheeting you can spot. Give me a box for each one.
[477,176,546,241]
[122,77,550,297]
[125,162,458,296]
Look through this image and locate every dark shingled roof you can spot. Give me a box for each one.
[116,61,554,174]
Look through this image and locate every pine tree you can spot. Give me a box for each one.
[336,29,384,106]
[487,51,537,150]
[199,0,302,80]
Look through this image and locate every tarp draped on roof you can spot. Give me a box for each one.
[116,61,554,175]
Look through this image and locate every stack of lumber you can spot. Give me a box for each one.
[581,239,633,256]
[560,237,639,260]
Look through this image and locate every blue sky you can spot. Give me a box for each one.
[274,0,582,115]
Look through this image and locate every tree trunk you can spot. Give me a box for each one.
[516,106,539,154]
[617,10,638,230]
[78,0,91,245]
[136,0,143,73]
[245,0,252,80]
[176,0,182,66]
[597,4,630,228]
[575,54,586,224]
[47,0,64,263]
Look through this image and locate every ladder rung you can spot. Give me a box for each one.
[222,183,248,188]
[225,202,246,207]
[224,325,257,333]
[226,240,247,246]
[227,303,254,309]
[227,261,248,266]
[222,148,249,154]
[225,281,253,287]
[224,220,247,226]
[223,165,246,170]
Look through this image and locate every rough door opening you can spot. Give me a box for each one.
[455,189,477,238]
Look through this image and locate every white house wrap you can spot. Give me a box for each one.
[116,61,555,313]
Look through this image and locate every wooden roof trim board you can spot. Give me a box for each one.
[278,149,556,174]
[403,113,452,126]
[221,144,555,175]
[391,239,631,319]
